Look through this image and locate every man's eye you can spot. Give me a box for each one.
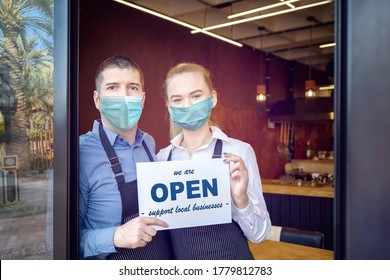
[107,86,117,91]
[129,86,139,92]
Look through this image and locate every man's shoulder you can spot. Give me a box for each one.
[79,131,99,148]
[138,129,155,146]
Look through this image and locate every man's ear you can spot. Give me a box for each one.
[141,92,145,109]
[212,90,218,108]
[93,90,100,110]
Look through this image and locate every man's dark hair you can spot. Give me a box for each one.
[95,55,144,91]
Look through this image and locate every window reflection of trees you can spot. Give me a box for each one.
[0,0,53,172]
[0,0,54,260]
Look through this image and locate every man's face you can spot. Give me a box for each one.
[94,67,144,111]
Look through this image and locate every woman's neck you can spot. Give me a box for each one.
[180,124,212,154]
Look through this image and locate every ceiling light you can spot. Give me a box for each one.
[319,42,336,48]
[305,80,316,97]
[256,84,267,102]
[280,0,297,10]
[113,0,243,47]
[228,0,300,19]
[256,33,267,103]
[319,85,334,90]
[192,0,333,33]
[305,19,316,98]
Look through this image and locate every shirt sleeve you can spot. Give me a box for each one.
[231,144,271,243]
[78,169,117,259]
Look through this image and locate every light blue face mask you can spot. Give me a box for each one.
[100,95,143,131]
[169,97,213,131]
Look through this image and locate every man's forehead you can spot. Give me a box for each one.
[102,67,140,80]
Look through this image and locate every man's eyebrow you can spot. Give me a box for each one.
[128,82,141,87]
[104,82,118,86]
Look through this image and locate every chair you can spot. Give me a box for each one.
[266,226,324,249]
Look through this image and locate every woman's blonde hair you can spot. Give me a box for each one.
[163,63,219,138]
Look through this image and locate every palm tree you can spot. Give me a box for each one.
[0,0,53,173]
[22,35,53,132]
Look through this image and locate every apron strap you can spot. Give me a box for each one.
[167,149,173,161]
[99,122,125,186]
[98,122,155,186]
[212,139,222,158]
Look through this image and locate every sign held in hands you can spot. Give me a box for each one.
[136,158,231,230]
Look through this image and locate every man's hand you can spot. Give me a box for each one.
[113,216,168,249]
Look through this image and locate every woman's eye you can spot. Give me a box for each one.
[192,94,201,99]
[172,98,182,103]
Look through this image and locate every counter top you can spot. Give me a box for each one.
[262,179,334,198]
[249,240,334,260]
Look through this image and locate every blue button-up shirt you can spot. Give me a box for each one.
[79,120,157,259]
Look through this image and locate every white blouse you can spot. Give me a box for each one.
[157,126,271,243]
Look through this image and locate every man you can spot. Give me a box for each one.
[79,56,173,259]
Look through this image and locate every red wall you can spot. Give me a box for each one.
[79,0,330,179]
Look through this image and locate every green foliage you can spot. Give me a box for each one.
[0,115,4,142]
[0,0,54,133]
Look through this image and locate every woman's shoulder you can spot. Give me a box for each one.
[157,144,173,161]
[224,136,252,153]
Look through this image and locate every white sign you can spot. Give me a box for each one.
[136,158,231,230]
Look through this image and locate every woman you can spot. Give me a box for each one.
[157,62,271,259]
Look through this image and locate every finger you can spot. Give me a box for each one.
[223,153,243,163]
[230,169,243,181]
[140,232,154,243]
[140,217,169,228]
[143,225,158,238]
[230,162,248,178]
[135,240,148,248]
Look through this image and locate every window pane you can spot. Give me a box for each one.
[0,0,54,260]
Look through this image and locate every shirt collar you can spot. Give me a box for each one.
[92,119,145,146]
[170,126,228,148]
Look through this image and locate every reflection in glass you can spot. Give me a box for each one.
[0,0,53,259]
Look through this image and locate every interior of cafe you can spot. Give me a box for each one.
[77,0,336,258]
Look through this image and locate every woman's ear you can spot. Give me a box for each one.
[212,90,218,108]
[93,91,100,110]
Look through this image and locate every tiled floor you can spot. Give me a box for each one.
[0,175,53,259]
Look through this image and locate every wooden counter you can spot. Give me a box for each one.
[262,179,334,198]
[249,240,334,260]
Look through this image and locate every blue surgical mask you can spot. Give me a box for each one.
[169,97,213,131]
[100,95,143,131]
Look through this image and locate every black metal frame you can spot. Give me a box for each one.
[53,0,79,259]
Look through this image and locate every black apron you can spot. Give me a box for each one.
[98,123,173,259]
[167,139,254,260]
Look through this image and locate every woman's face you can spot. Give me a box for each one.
[166,71,216,108]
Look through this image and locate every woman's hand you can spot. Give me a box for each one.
[224,153,249,209]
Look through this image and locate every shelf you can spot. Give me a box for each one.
[262,179,334,198]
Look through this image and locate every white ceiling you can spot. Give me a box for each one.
[128,0,335,72]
